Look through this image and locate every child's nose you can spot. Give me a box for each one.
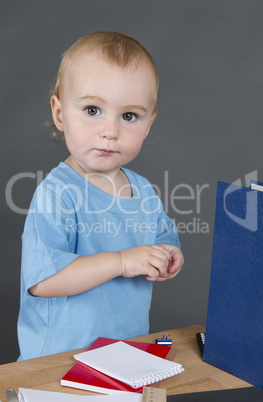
[100,118,119,140]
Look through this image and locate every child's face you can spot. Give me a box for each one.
[51,52,156,177]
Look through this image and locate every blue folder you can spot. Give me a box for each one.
[203,181,263,388]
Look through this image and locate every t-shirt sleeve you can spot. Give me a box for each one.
[155,206,181,248]
[136,172,181,249]
[21,184,79,292]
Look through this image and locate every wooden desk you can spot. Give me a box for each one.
[0,325,252,400]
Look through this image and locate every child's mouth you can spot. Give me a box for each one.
[96,149,116,155]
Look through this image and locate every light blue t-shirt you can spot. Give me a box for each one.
[17,163,180,360]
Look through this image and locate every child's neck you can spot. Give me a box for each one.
[65,156,132,198]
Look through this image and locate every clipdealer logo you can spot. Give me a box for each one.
[5,170,211,235]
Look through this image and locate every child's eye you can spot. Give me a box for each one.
[85,106,101,116]
[122,112,137,122]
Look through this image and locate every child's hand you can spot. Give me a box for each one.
[120,245,181,281]
[156,245,184,281]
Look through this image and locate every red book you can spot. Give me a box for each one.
[61,337,176,394]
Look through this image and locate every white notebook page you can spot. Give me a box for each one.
[18,388,142,402]
[74,341,184,389]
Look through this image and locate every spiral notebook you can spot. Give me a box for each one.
[61,337,176,394]
[74,341,184,389]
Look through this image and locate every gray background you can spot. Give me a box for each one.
[1,0,262,364]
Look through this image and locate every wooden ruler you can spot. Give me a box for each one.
[142,387,166,402]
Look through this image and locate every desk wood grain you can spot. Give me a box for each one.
[0,325,252,401]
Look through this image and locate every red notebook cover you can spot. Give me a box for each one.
[61,337,176,394]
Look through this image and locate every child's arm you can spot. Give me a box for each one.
[29,244,172,298]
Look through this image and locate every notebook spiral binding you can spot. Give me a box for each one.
[132,366,184,388]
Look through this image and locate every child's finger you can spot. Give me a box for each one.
[145,266,161,281]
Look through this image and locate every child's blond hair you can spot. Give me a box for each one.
[50,31,159,142]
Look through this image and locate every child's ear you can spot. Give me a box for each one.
[51,95,64,131]
[150,112,157,125]
[144,113,157,139]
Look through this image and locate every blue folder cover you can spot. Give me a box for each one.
[203,181,263,388]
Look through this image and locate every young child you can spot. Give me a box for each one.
[17,31,184,360]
